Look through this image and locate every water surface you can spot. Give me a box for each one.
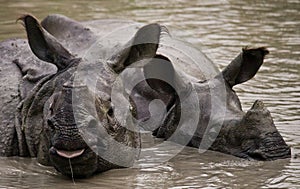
[0,0,299,188]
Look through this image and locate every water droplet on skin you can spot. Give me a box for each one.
[69,158,76,185]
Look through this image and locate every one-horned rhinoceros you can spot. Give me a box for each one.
[0,14,291,177]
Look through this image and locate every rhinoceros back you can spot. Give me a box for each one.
[0,39,24,156]
[0,38,57,156]
[0,15,220,157]
[157,28,219,81]
[42,14,219,81]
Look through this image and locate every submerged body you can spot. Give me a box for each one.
[0,14,290,177]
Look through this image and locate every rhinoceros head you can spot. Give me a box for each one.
[220,99,292,160]
[46,83,139,177]
[19,15,162,177]
[129,45,291,160]
[205,48,291,160]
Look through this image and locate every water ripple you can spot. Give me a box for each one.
[0,0,299,188]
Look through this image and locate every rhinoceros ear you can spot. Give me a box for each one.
[19,15,74,70]
[222,47,269,87]
[108,23,161,73]
[143,55,187,96]
[143,55,176,94]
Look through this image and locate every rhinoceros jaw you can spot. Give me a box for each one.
[56,149,85,159]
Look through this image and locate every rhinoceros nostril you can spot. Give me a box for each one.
[248,149,267,160]
[107,106,114,117]
[49,146,57,155]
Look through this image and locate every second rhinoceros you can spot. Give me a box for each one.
[0,14,290,178]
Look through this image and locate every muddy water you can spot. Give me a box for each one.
[0,0,299,188]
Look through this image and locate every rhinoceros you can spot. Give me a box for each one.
[0,14,290,178]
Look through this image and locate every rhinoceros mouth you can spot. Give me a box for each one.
[247,147,291,160]
[245,134,291,160]
[50,147,85,159]
[54,147,85,159]
[49,147,98,177]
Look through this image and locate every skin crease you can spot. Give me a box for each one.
[130,48,291,160]
[9,15,149,178]
[0,14,291,178]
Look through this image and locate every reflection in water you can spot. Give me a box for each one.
[0,0,299,188]
[0,146,297,188]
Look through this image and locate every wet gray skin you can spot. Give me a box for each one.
[0,14,291,178]
[0,14,158,178]
[127,48,291,161]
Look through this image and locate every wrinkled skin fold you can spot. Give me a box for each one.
[0,14,291,178]
[129,47,291,161]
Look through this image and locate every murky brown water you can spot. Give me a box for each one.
[0,0,299,188]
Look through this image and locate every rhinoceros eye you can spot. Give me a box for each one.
[129,104,137,118]
[47,118,55,131]
[107,106,114,117]
[49,93,59,115]
[49,105,54,115]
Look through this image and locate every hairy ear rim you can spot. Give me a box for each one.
[17,14,74,70]
[17,14,51,62]
[242,46,269,57]
[108,23,161,73]
[221,47,269,87]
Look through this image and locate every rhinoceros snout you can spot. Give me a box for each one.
[235,100,291,160]
[248,145,291,160]
[247,132,291,160]
[49,146,98,178]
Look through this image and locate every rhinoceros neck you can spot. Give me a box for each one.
[16,59,80,157]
